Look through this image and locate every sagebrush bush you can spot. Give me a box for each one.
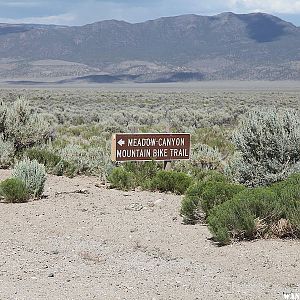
[191,143,224,171]
[150,170,192,194]
[229,108,300,187]
[59,144,88,174]
[1,97,52,151]
[192,126,234,156]
[108,167,135,191]
[57,143,113,178]
[0,134,15,168]
[0,178,29,203]
[12,158,46,198]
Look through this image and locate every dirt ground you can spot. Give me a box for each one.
[0,169,299,300]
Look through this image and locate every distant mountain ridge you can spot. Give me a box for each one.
[0,12,299,82]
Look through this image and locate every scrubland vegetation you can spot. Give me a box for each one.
[0,88,299,245]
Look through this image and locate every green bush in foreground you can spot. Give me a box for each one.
[151,170,192,195]
[12,158,46,198]
[123,161,160,190]
[180,179,244,224]
[108,167,135,191]
[207,183,300,245]
[180,182,207,224]
[0,178,29,203]
[200,182,245,215]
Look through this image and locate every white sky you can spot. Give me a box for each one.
[0,0,299,25]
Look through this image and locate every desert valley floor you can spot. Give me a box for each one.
[0,169,299,300]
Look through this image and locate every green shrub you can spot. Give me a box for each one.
[12,158,46,198]
[195,170,228,183]
[25,148,80,177]
[180,181,207,224]
[180,180,244,224]
[270,175,300,235]
[0,178,29,203]
[123,161,161,189]
[229,108,300,187]
[26,148,61,170]
[200,182,245,215]
[150,170,192,194]
[207,186,300,245]
[108,167,135,191]
[173,161,228,183]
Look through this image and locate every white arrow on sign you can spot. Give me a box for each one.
[117,139,125,146]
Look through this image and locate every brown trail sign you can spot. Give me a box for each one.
[111,133,191,162]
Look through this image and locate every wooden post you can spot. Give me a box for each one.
[163,123,172,170]
[163,160,172,170]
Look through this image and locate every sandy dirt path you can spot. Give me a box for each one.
[0,170,299,300]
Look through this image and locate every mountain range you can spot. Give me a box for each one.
[0,12,299,83]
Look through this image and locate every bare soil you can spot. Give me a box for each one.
[0,170,299,300]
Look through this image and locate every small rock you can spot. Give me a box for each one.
[125,203,143,211]
[154,199,163,205]
[48,273,54,278]
[75,189,89,194]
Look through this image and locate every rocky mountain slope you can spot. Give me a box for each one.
[0,12,299,81]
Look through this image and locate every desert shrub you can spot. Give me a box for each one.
[200,182,245,215]
[0,134,15,168]
[229,108,300,187]
[271,173,300,195]
[270,174,300,234]
[12,158,46,198]
[180,179,244,224]
[192,126,234,156]
[26,148,61,170]
[207,185,300,245]
[25,148,78,176]
[57,143,113,178]
[108,167,135,191]
[59,144,88,174]
[123,161,161,189]
[180,181,208,224]
[0,178,29,203]
[150,170,192,194]
[194,170,228,183]
[191,143,224,171]
[1,97,52,151]
[173,161,228,183]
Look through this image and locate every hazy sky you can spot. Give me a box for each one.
[0,0,299,26]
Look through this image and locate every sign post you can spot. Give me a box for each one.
[111,133,191,163]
